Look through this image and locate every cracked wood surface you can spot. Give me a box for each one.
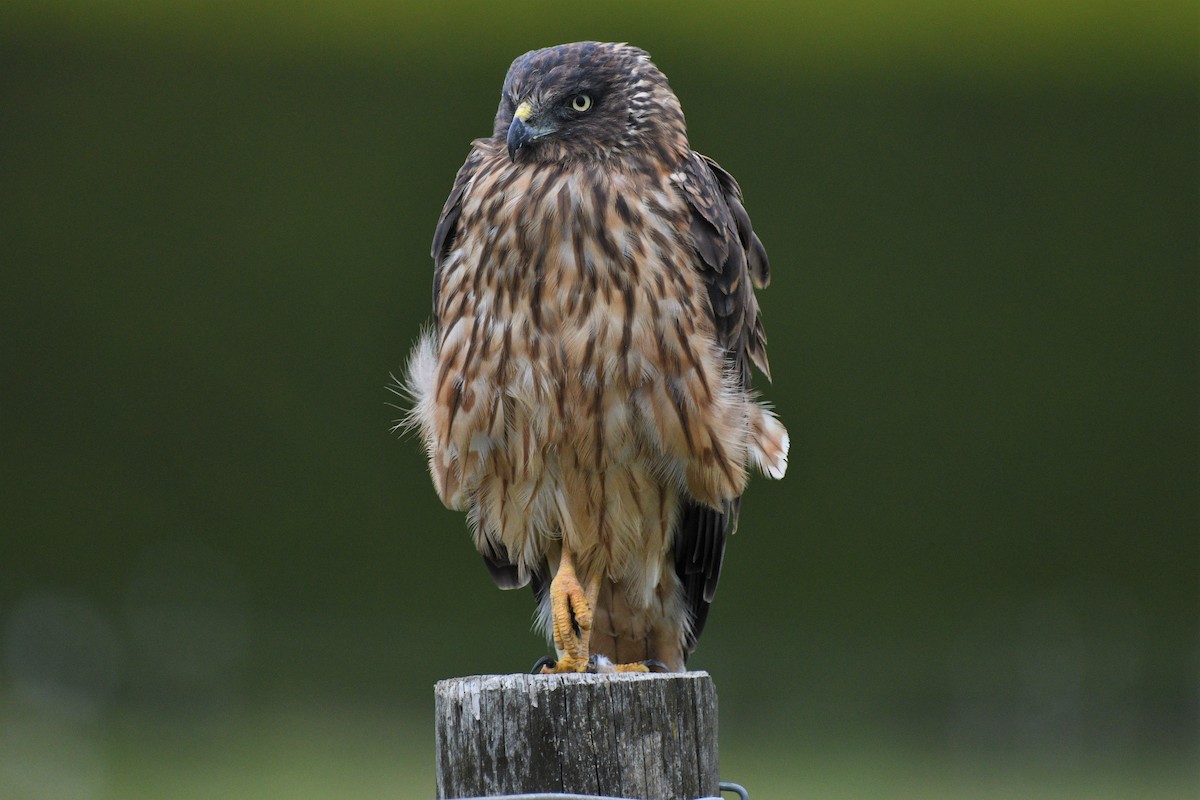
[434,672,718,800]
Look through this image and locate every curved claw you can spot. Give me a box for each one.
[539,654,588,673]
[641,659,670,673]
[530,655,557,674]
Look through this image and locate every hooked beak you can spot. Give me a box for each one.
[506,101,550,161]
[506,117,532,161]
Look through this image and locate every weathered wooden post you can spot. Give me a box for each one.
[435,672,719,799]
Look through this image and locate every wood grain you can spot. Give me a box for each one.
[435,672,719,799]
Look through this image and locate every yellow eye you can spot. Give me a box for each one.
[569,94,593,112]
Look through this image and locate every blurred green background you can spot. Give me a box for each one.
[1,1,1195,798]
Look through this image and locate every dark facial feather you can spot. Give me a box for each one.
[493,42,688,163]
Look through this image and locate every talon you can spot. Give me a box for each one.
[606,658,671,673]
[530,655,556,674]
[539,654,588,674]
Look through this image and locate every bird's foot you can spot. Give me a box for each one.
[532,653,672,674]
[547,556,593,667]
[530,655,556,674]
[584,655,671,674]
[610,657,671,673]
[537,653,590,674]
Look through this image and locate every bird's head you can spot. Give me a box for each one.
[493,42,688,164]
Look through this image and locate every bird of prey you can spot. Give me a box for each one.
[404,41,787,673]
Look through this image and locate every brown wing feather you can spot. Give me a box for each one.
[430,145,485,325]
[431,145,539,592]
[672,150,773,655]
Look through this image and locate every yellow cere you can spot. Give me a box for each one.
[514,101,533,121]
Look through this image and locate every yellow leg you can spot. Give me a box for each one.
[538,547,660,675]
[541,543,598,673]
